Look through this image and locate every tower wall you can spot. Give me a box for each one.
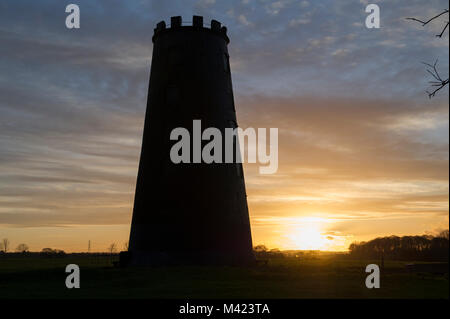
[127,16,254,265]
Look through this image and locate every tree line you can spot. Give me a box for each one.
[348,230,449,261]
[0,238,128,254]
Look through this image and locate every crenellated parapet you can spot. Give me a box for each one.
[153,16,229,43]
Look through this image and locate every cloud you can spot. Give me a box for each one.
[288,18,311,27]
[238,14,253,26]
[196,0,216,9]
[0,0,447,251]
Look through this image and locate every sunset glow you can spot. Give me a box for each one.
[288,224,327,250]
[0,0,448,253]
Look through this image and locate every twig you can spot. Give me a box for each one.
[406,9,449,37]
[422,59,449,98]
[436,21,449,37]
[407,10,449,98]
[406,9,448,26]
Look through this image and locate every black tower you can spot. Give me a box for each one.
[127,16,254,265]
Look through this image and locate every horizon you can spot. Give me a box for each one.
[2,229,449,253]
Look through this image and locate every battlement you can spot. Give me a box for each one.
[152,16,229,43]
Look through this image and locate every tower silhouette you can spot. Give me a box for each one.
[126,16,254,266]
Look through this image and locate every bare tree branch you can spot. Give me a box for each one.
[437,21,449,38]
[406,9,449,37]
[422,59,449,98]
[406,9,449,98]
[406,9,448,25]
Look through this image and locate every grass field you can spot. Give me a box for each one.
[0,254,448,299]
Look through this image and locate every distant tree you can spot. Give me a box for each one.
[2,238,10,253]
[123,241,129,251]
[269,248,285,259]
[41,248,54,254]
[348,242,358,253]
[438,230,449,240]
[108,243,117,254]
[254,244,268,252]
[40,248,66,257]
[348,232,449,261]
[16,243,29,253]
[253,245,273,258]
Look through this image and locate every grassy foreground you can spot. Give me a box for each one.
[0,254,448,299]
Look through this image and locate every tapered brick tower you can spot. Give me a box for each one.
[126,16,254,266]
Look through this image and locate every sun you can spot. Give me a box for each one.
[287,221,328,250]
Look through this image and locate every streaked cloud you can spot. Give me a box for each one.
[0,0,447,251]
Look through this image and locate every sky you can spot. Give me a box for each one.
[0,0,448,252]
